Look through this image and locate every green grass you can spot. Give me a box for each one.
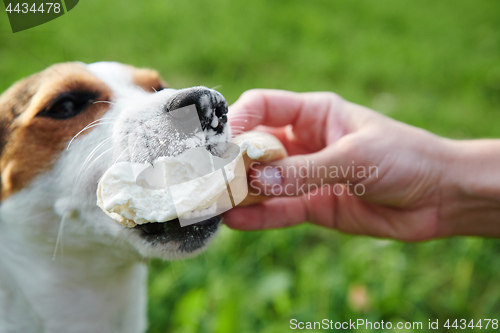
[1,0,500,332]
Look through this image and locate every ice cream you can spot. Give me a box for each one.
[96,131,287,227]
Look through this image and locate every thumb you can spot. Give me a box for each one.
[247,144,370,197]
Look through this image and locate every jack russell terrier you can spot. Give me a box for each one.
[0,62,230,333]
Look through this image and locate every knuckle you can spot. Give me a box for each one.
[316,91,344,104]
[336,135,364,157]
[280,157,312,194]
[240,89,266,101]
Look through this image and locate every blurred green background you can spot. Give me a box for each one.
[1,0,500,332]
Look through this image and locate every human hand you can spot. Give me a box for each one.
[224,89,500,241]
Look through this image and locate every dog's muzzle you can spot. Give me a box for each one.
[119,87,229,251]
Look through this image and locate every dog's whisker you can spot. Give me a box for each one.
[67,123,113,150]
[78,147,114,180]
[67,118,114,150]
[52,212,68,261]
[228,114,263,120]
[128,138,143,163]
[124,129,150,163]
[110,134,134,165]
[230,127,246,134]
[228,116,264,123]
[71,146,114,198]
[72,118,108,133]
[210,85,222,90]
[75,137,113,183]
[231,132,244,138]
[112,147,130,164]
[84,117,116,127]
[110,131,141,163]
[81,137,112,168]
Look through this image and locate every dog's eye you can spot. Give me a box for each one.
[38,92,97,119]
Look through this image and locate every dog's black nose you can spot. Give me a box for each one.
[166,87,228,134]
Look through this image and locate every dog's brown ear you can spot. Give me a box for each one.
[128,66,170,92]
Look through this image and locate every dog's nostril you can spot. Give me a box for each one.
[215,105,227,118]
[219,114,228,124]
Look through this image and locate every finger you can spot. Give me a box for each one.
[223,197,308,230]
[247,140,371,198]
[228,89,342,135]
[229,89,306,130]
[251,125,315,156]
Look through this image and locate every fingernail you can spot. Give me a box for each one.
[256,166,282,187]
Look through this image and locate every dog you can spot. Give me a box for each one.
[0,62,231,333]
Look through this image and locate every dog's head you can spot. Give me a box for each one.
[0,62,230,260]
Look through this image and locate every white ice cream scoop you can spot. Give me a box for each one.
[96,131,287,227]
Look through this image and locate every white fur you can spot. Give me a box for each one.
[0,62,230,332]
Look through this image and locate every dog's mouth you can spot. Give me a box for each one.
[133,216,221,252]
[105,86,230,257]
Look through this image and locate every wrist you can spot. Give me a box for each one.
[439,139,500,237]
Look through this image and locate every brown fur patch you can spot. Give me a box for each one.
[0,63,112,200]
[130,67,168,92]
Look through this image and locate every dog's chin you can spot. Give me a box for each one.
[124,216,221,260]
